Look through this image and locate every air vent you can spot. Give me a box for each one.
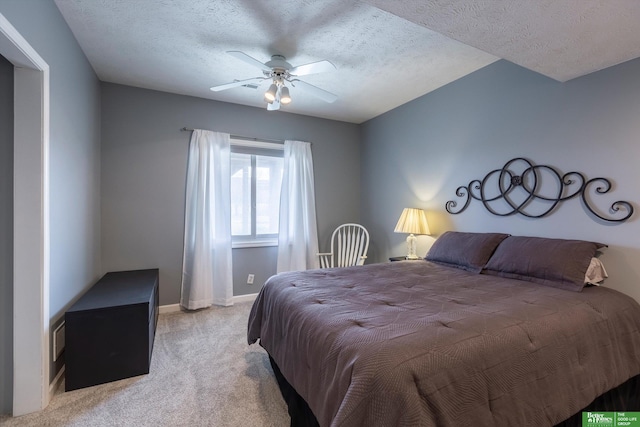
[53,321,65,361]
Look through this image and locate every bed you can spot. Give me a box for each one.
[247,232,640,426]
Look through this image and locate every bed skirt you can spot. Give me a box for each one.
[269,356,639,427]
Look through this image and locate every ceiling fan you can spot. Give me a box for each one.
[210,51,338,111]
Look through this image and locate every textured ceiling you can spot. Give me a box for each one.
[54,0,640,124]
[365,0,640,82]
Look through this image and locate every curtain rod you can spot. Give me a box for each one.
[180,127,284,144]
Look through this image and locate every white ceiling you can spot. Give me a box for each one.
[54,0,640,124]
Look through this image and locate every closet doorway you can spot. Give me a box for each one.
[0,13,51,416]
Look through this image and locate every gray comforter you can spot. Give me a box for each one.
[247,261,640,426]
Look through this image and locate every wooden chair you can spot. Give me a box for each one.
[318,223,370,268]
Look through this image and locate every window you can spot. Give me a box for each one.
[230,139,284,247]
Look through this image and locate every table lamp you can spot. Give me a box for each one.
[394,208,430,259]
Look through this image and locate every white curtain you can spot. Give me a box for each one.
[277,140,320,272]
[181,130,233,309]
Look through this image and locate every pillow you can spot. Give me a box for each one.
[585,257,608,285]
[483,236,607,292]
[425,231,510,273]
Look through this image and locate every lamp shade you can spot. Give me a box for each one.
[265,83,278,102]
[394,208,430,235]
[280,86,291,104]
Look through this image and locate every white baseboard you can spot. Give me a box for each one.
[159,293,257,314]
[232,293,258,303]
[49,365,65,400]
[158,303,181,314]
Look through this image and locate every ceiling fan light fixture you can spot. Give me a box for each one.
[265,83,278,102]
[280,86,291,104]
[213,51,338,110]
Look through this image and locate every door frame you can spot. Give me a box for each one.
[0,13,50,416]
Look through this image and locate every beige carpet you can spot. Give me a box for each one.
[0,302,290,427]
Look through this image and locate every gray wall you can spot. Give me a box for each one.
[0,0,102,383]
[0,54,13,415]
[100,83,361,304]
[361,58,640,303]
[232,247,278,296]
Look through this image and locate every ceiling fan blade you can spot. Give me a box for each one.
[210,77,265,92]
[227,51,272,72]
[292,79,338,103]
[289,60,336,76]
[267,99,281,111]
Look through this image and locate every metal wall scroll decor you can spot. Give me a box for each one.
[445,157,634,222]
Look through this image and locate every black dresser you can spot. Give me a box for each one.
[65,269,159,391]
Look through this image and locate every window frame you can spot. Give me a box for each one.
[230,138,284,248]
